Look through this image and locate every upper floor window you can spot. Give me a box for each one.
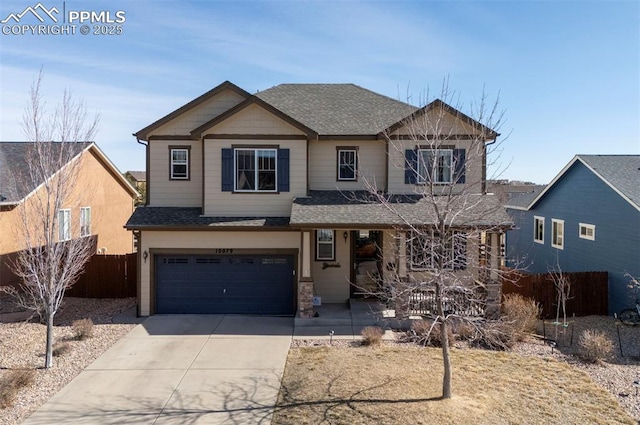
[235,148,277,192]
[337,148,357,181]
[58,209,71,242]
[170,147,190,180]
[419,149,453,184]
[80,207,91,237]
[579,223,595,241]
[410,230,467,271]
[533,216,544,244]
[405,147,466,185]
[316,229,335,261]
[551,219,564,249]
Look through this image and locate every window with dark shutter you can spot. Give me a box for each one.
[277,148,290,192]
[405,149,418,184]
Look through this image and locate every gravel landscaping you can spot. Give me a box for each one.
[1,296,638,424]
[0,296,138,425]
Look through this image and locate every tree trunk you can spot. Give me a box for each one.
[45,311,54,368]
[440,320,452,399]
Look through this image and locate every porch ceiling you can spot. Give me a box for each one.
[290,190,513,228]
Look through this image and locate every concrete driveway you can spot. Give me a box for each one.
[23,315,293,425]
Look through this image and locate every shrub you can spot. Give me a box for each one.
[502,294,540,340]
[361,326,384,346]
[72,318,94,340]
[454,320,477,340]
[468,321,516,351]
[52,341,71,357]
[408,320,454,347]
[0,368,36,408]
[578,330,613,363]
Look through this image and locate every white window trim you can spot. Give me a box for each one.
[417,149,453,184]
[233,148,278,193]
[80,206,91,237]
[551,218,564,250]
[170,148,189,180]
[533,216,545,244]
[337,149,357,181]
[579,223,596,241]
[315,229,335,261]
[58,209,71,242]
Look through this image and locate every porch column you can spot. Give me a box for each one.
[485,231,502,319]
[298,230,314,318]
[397,231,407,278]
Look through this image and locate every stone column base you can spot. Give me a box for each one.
[485,282,502,320]
[298,279,314,318]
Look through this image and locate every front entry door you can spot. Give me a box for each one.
[350,230,382,297]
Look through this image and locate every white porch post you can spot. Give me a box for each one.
[298,230,314,318]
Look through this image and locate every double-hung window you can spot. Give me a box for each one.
[533,216,545,244]
[551,219,564,249]
[316,229,335,261]
[58,209,71,242]
[418,149,453,184]
[337,148,357,181]
[80,207,91,237]
[170,147,189,180]
[235,148,277,192]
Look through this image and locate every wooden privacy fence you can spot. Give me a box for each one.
[502,270,608,319]
[67,253,137,298]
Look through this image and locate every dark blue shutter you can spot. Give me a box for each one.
[221,148,233,192]
[277,148,290,192]
[453,149,466,184]
[404,149,418,184]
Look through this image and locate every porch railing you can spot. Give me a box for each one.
[408,286,486,317]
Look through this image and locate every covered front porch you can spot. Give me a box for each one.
[292,191,510,321]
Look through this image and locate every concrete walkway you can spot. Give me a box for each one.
[23,315,293,425]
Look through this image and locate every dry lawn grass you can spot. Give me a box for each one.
[274,346,634,425]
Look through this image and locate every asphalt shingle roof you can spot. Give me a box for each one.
[578,155,640,208]
[0,142,89,203]
[126,207,290,228]
[126,171,146,182]
[255,84,417,135]
[505,186,545,209]
[291,191,512,227]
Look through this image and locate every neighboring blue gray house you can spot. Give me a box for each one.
[505,155,640,315]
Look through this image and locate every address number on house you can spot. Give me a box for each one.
[213,249,233,254]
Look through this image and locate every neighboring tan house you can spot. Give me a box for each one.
[126,81,511,317]
[0,142,138,286]
[505,155,640,314]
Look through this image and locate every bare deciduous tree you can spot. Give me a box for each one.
[1,71,99,368]
[358,83,510,398]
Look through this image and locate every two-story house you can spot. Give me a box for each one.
[0,142,138,287]
[506,155,640,315]
[126,81,510,317]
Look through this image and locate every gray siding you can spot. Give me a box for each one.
[506,162,640,314]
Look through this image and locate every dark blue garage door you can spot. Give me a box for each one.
[155,254,295,315]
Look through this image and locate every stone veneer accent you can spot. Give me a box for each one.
[485,282,502,319]
[298,280,314,318]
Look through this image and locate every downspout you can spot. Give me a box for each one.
[134,134,149,206]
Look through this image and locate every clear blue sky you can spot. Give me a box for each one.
[1,0,638,184]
